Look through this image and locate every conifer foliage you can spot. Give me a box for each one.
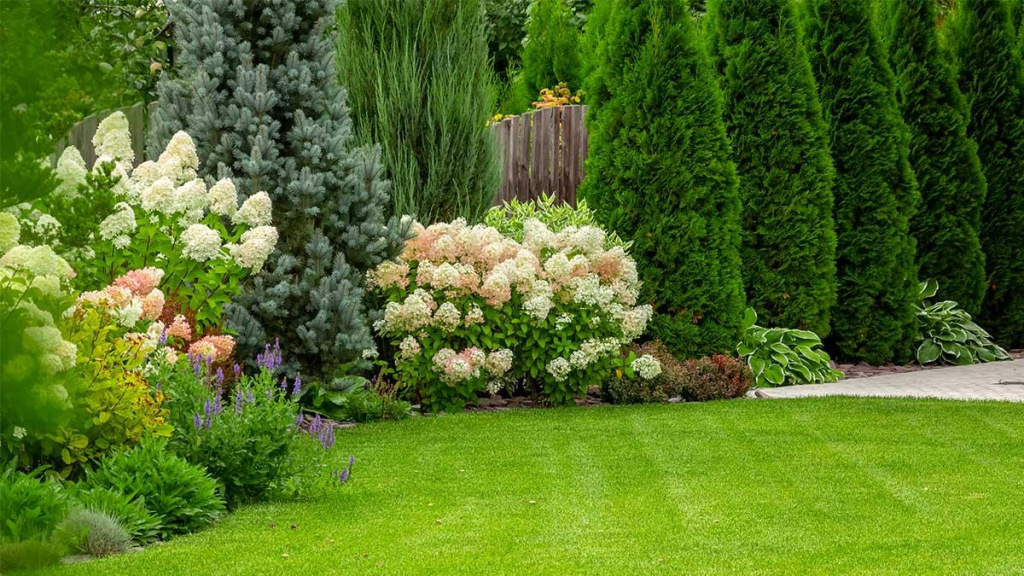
[886,0,987,314]
[151,0,406,379]
[802,0,920,364]
[706,0,837,337]
[948,0,1024,347]
[581,0,746,358]
[518,0,584,102]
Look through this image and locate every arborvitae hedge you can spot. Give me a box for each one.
[580,0,745,358]
[706,0,837,336]
[515,0,584,107]
[949,0,1024,347]
[802,0,920,364]
[887,0,987,314]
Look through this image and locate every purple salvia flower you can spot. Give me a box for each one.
[266,388,273,400]
[280,377,288,393]
[311,414,322,434]
[295,410,304,428]
[206,354,214,367]
[233,363,242,378]
[204,399,212,420]
[193,413,202,429]
[193,358,202,376]
[348,455,355,469]
[247,389,255,403]
[292,374,302,396]
[339,468,349,483]
[273,338,282,365]
[234,389,244,414]
[213,394,222,415]
[159,329,168,345]
[215,367,225,387]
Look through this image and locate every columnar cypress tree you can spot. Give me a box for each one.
[151,0,406,379]
[337,0,500,224]
[948,0,1024,347]
[705,0,837,336]
[886,0,987,314]
[520,0,584,96]
[802,0,920,364]
[580,0,745,357]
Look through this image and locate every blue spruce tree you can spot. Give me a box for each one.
[151,0,406,380]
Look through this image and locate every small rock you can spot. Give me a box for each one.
[668,397,684,403]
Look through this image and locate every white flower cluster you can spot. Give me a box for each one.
[99,202,137,249]
[93,112,135,167]
[180,224,222,262]
[631,355,662,380]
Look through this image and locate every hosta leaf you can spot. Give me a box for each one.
[917,340,941,364]
[749,356,766,378]
[763,364,785,386]
[771,353,789,367]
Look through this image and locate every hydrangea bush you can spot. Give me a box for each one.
[47,112,278,332]
[369,218,658,410]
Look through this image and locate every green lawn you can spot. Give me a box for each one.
[35,398,1024,575]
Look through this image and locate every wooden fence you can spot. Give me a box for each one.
[54,102,159,168]
[56,101,590,207]
[490,105,589,207]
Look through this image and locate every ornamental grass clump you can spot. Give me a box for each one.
[369,218,658,411]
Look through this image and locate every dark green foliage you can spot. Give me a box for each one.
[581,0,746,358]
[885,0,987,315]
[337,0,500,223]
[706,0,837,336]
[0,471,66,543]
[948,0,1024,347]
[802,0,921,364]
[511,0,584,112]
[152,0,406,380]
[484,0,532,79]
[83,440,225,539]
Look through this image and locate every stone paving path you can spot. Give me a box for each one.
[751,359,1024,402]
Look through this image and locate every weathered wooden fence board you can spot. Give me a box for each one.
[490,104,588,207]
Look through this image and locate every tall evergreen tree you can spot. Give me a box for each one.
[705,0,837,336]
[802,0,920,364]
[337,0,500,224]
[886,0,987,314]
[520,0,584,96]
[580,0,745,358]
[151,0,406,380]
[948,0,1024,347]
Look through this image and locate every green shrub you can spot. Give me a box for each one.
[604,341,751,403]
[484,0,531,79]
[332,387,413,424]
[0,470,66,543]
[915,280,1011,365]
[512,0,584,114]
[484,195,628,249]
[948,0,1024,348]
[337,0,500,223]
[369,218,659,411]
[886,0,987,315]
[66,486,160,546]
[802,0,921,364]
[83,440,224,539]
[0,541,62,572]
[737,308,843,388]
[53,508,131,558]
[706,0,837,337]
[580,0,746,358]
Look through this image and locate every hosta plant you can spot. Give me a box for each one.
[47,112,278,331]
[915,280,1009,365]
[369,217,658,411]
[484,194,628,250]
[737,308,843,388]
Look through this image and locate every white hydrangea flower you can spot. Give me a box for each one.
[433,302,462,332]
[632,355,662,380]
[398,335,421,361]
[55,147,87,198]
[99,202,137,245]
[546,357,571,382]
[207,179,238,217]
[571,226,607,255]
[485,349,513,376]
[233,191,273,227]
[180,224,222,262]
[93,112,135,166]
[228,225,278,272]
[173,179,208,224]
[140,177,177,214]
[0,245,73,278]
[157,131,200,182]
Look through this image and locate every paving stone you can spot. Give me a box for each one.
[750,360,1024,402]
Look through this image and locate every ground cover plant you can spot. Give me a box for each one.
[21,398,1024,575]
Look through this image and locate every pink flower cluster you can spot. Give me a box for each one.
[78,268,166,328]
[431,347,487,384]
[188,335,236,363]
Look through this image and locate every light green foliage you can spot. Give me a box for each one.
[53,508,132,558]
[38,400,1024,574]
[337,0,501,223]
[484,195,629,249]
[302,381,412,423]
[737,308,843,388]
[509,0,584,114]
[914,280,1010,365]
[66,485,160,546]
[0,541,62,572]
[0,470,67,543]
[581,0,746,358]
[83,439,224,539]
[948,0,1024,347]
